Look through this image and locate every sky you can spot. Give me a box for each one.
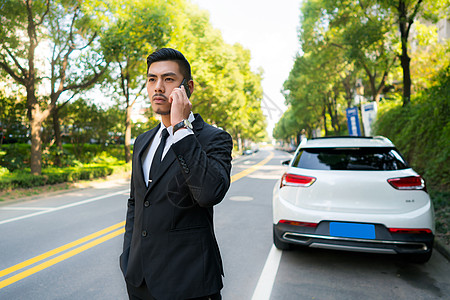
[191,0,302,135]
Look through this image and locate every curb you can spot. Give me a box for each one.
[435,238,450,261]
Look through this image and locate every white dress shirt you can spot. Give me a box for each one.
[142,112,195,185]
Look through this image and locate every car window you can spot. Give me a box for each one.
[292,147,409,170]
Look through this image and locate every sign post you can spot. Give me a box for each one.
[346,107,361,136]
[361,102,378,136]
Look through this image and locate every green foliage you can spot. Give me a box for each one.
[0,89,28,145]
[41,98,126,150]
[0,167,9,177]
[277,0,447,142]
[1,143,126,171]
[0,162,130,191]
[0,144,30,171]
[0,142,130,191]
[374,63,450,189]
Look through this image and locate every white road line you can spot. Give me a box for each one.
[251,245,283,300]
[0,207,52,211]
[0,189,128,225]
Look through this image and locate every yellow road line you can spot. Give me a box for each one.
[0,227,125,289]
[0,151,273,289]
[231,151,274,183]
[0,221,125,279]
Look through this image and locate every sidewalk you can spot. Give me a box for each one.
[435,237,450,261]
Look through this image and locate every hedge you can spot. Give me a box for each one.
[0,163,130,191]
[0,144,128,171]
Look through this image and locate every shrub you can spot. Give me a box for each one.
[0,162,130,191]
[0,167,9,176]
[374,64,450,190]
[0,144,30,171]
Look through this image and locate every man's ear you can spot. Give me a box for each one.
[188,80,194,96]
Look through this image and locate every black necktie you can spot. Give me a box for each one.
[149,128,169,184]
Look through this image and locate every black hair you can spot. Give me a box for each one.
[146,48,192,80]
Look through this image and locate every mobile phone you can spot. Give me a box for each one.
[179,79,191,99]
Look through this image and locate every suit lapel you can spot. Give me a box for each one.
[136,124,160,187]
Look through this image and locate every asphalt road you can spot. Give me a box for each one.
[0,149,449,299]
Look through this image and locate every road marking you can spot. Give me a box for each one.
[0,221,125,289]
[0,189,128,225]
[229,196,254,202]
[231,152,274,182]
[0,151,274,289]
[0,207,52,211]
[251,245,283,300]
[232,152,283,299]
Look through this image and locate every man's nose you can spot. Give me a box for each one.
[155,79,164,93]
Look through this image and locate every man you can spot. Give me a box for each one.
[120,48,233,300]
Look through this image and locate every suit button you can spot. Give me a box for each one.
[141,230,147,237]
[144,201,150,207]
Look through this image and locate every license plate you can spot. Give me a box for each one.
[329,222,375,239]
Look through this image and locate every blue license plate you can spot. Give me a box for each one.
[329,222,375,239]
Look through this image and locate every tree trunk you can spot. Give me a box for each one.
[322,106,328,136]
[124,104,132,163]
[52,106,63,166]
[397,0,422,106]
[29,102,43,175]
[400,45,411,106]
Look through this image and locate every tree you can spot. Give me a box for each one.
[381,0,425,106]
[101,0,170,163]
[46,0,108,165]
[302,0,397,103]
[0,0,108,174]
[0,0,51,175]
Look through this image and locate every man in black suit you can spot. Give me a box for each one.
[120,48,233,300]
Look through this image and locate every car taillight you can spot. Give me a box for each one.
[387,176,426,190]
[389,228,432,234]
[280,173,316,188]
[279,220,318,227]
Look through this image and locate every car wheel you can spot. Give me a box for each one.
[273,226,291,250]
[403,248,433,264]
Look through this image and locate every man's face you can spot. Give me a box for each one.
[147,60,183,115]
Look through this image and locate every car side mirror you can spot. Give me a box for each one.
[282,160,290,166]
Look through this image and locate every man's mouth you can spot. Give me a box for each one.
[152,94,168,103]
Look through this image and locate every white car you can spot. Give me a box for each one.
[273,136,435,263]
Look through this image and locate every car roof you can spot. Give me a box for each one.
[299,136,395,148]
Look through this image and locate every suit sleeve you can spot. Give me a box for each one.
[170,129,233,207]
[123,171,135,253]
[123,135,140,253]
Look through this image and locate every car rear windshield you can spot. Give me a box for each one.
[292,147,409,170]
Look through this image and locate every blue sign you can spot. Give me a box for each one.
[346,107,361,136]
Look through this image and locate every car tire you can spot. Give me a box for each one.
[273,226,291,250]
[403,248,433,264]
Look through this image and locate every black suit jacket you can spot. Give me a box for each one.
[120,114,233,300]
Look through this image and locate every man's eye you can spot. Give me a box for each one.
[166,78,174,82]
[148,78,155,82]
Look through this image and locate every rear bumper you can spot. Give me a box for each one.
[274,222,434,255]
